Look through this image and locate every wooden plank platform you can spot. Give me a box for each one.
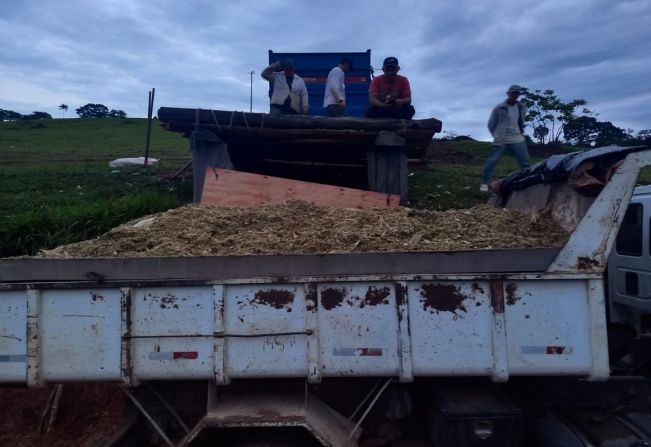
[200,168,400,208]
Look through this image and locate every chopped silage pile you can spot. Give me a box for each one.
[38,201,568,258]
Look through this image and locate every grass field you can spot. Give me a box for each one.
[0,118,192,256]
[2,118,646,256]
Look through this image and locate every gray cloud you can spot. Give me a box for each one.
[1,0,649,141]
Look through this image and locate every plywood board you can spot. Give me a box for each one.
[201,168,400,208]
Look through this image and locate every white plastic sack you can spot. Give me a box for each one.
[109,157,159,167]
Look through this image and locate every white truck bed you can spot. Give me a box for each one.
[2,149,650,388]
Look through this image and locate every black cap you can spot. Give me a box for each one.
[383,56,399,67]
[340,57,353,70]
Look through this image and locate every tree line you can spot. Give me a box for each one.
[520,88,650,147]
[0,103,127,121]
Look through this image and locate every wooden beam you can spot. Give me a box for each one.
[158,107,442,133]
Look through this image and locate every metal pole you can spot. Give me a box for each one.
[249,71,254,113]
[145,88,155,168]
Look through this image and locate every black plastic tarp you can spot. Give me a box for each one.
[498,145,648,196]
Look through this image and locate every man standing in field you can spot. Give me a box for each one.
[480,85,530,192]
[261,58,309,115]
[366,56,415,120]
[323,57,353,117]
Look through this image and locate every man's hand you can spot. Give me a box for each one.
[338,99,346,109]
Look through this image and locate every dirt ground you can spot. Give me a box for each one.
[0,383,125,447]
[39,201,567,258]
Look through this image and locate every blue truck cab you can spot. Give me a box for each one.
[268,50,372,117]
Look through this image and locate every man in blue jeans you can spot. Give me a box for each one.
[480,85,530,192]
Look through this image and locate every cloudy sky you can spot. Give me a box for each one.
[1,0,649,141]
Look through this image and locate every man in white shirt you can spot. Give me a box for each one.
[323,57,352,117]
[261,58,309,115]
[480,84,530,192]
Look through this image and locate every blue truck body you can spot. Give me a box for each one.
[268,50,372,117]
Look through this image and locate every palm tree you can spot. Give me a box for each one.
[59,104,68,118]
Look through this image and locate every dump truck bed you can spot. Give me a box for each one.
[2,149,650,388]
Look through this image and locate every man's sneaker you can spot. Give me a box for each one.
[479,184,489,192]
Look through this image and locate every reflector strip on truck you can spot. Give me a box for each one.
[148,351,199,360]
[0,355,26,362]
[333,348,383,356]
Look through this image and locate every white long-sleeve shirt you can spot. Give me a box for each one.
[323,66,345,107]
[268,71,309,113]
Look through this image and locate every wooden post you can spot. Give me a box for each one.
[368,131,408,205]
[144,88,155,167]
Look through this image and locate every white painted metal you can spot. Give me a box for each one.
[586,279,610,380]
[505,280,594,375]
[490,282,510,383]
[131,286,215,380]
[0,275,613,385]
[316,282,400,377]
[213,285,227,385]
[549,150,651,273]
[408,280,494,376]
[0,290,27,382]
[26,289,41,388]
[40,288,122,382]
[223,283,308,378]
[397,282,414,383]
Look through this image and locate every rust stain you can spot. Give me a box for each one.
[420,283,467,317]
[362,286,391,307]
[305,283,317,312]
[471,283,485,294]
[490,279,505,313]
[159,294,179,310]
[90,292,104,302]
[251,289,295,312]
[505,283,520,306]
[395,283,406,306]
[321,287,347,310]
[577,257,601,271]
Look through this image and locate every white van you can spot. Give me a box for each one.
[608,185,651,352]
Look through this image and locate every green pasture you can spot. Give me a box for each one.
[1,118,191,256]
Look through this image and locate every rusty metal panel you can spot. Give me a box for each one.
[409,280,494,375]
[317,282,400,376]
[40,289,121,381]
[131,286,215,380]
[224,284,308,378]
[0,290,27,382]
[504,280,594,375]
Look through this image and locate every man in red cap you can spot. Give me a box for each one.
[366,56,415,119]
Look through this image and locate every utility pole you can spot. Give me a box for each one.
[249,71,255,113]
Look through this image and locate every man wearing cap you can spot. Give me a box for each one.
[261,59,309,115]
[366,56,415,120]
[323,57,353,117]
[480,85,530,192]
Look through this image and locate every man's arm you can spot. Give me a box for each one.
[369,79,387,107]
[396,77,412,106]
[487,107,498,136]
[299,80,309,114]
[261,61,282,81]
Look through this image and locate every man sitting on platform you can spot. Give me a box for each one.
[261,58,309,115]
[366,56,415,120]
